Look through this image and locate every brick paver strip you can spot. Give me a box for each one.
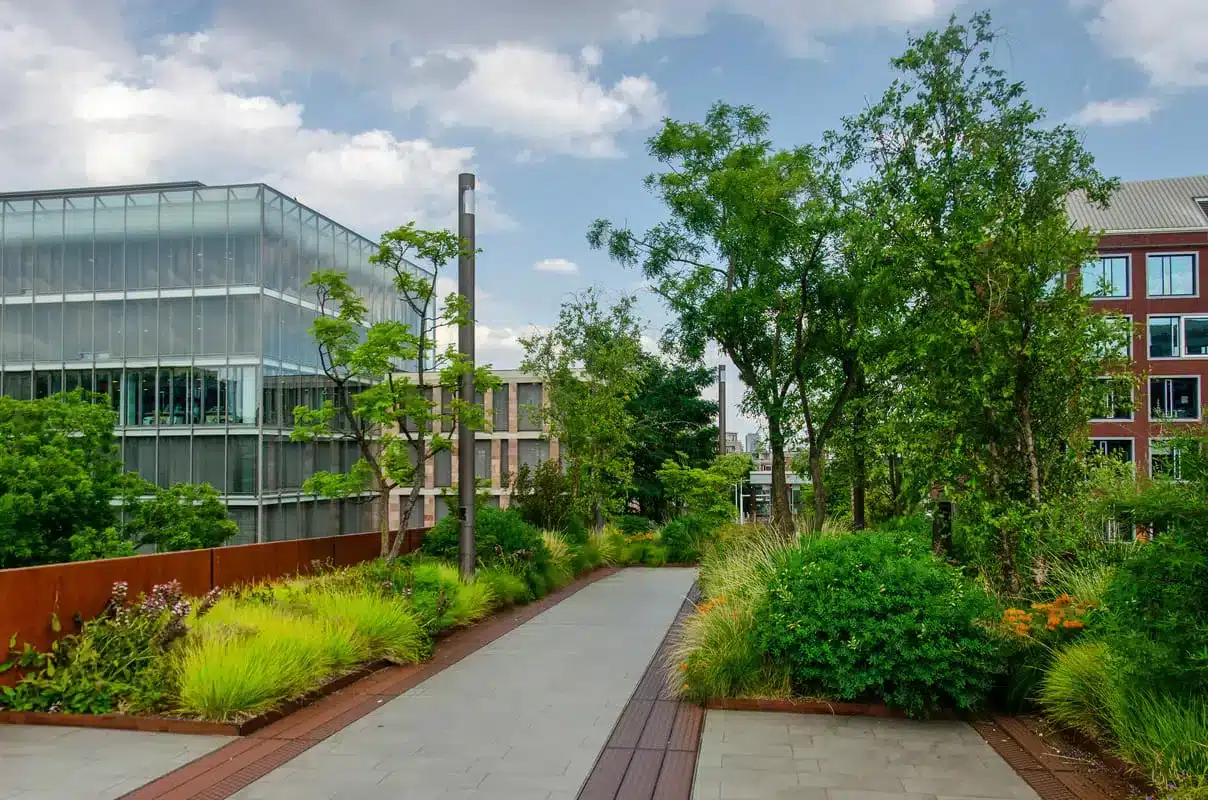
[120,566,620,800]
[972,716,1114,800]
[578,590,704,800]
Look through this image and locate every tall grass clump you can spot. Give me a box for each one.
[479,565,531,606]
[541,531,574,589]
[448,579,495,627]
[1107,688,1208,783]
[177,607,353,720]
[301,590,427,663]
[593,526,624,566]
[1037,640,1116,738]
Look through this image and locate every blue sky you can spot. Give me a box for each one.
[3,0,1206,436]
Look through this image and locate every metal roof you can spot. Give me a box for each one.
[1067,175,1208,234]
[0,181,206,200]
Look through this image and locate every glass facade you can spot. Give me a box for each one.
[0,182,432,544]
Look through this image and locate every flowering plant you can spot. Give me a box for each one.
[1002,593,1095,640]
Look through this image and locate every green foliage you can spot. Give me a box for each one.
[478,566,531,606]
[563,514,588,545]
[657,454,752,527]
[294,222,499,560]
[615,515,652,535]
[659,515,714,563]
[755,533,1005,716]
[0,391,126,568]
[643,545,669,567]
[1037,641,1116,738]
[626,356,719,519]
[508,459,575,532]
[521,289,644,521]
[297,590,426,664]
[122,481,239,552]
[1100,529,1208,698]
[1,581,194,714]
[422,507,550,580]
[541,531,575,590]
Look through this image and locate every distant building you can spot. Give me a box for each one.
[744,432,760,455]
[725,431,740,453]
[388,370,557,530]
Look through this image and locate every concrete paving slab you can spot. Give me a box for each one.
[693,711,1042,800]
[0,725,232,800]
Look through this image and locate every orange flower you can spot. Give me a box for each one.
[679,661,689,671]
[1062,620,1084,629]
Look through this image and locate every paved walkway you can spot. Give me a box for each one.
[0,726,231,800]
[233,567,698,800]
[694,711,1041,800]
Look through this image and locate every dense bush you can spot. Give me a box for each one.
[1100,528,1208,698]
[754,533,1005,716]
[422,507,550,577]
[615,515,653,535]
[659,515,713,563]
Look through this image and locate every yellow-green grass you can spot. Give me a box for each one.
[300,590,427,663]
[541,531,574,589]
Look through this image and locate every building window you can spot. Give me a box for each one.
[517,383,543,431]
[517,439,549,470]
[493,385,509,431]
[1148,253,1197,297]
[1149,316,1181,358]
[1104,518,1135,544]
[434,447,452,487]
[1096,314,1131,359]
[1092,377,1133,421]
[1082,255,1129,298]
[1185,317,1208,356]
[499,439,510,484]
[474,440,491,481]
[1149,376,1200,421]
[1091,438,1133,463]
[1150,439,1182,480]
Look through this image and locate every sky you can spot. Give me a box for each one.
[2,0,1206,439]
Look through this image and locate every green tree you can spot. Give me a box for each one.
[589,104,824,531]
[520,289,644,527]
[838,13,1120,588]
[120,481,239,554]
[626,355,718,520]
[294,223,498,560]
[657,453,753,525]
[0,391,126,568]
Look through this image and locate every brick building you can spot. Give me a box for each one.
[1068,175,1208,478]
[387,369,558,530]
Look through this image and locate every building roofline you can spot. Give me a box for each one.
[0,182,207,201]
[1095,226,1208,236]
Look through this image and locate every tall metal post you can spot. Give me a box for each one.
[457,173,477,579]
[717,364,726,457]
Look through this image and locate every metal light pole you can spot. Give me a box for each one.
[717,364,726,457]
[457,173,476,580]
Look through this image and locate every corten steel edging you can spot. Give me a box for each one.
[0,529,425,671]
[118,566,621,800]
[577,585,705,800]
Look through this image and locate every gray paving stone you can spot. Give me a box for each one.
[693,712,1041,800]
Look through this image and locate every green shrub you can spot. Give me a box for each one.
[573,540,603,573]
[659,515,714,563]
[563,514,589,545]
[541,531,574,590]
[479,566,531,606]
[616,515,653,535]
[1108,687,1208,784]
[593,528,624,566]
[754,533,1005,717]
[1101,531,1208,698]
[1037,641,1116,738]
[448,580,495,628]
[644,544,669,567]
[409,562,464,630]
[422,507,550,574]
[300,590,426,664]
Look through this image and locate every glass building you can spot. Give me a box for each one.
[0,181,431,544]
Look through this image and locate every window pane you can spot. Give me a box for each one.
[227,435,257,494]
[1,304,32,360]
[434,447,452,487]
[1092,377,1132,420]
[1151,441,1180,479]
[1149,316,1180,358]
[1092,439,1133,463]
[474,440,491,480]
[500,439,510,484]
[33,303,63,362]
[63,301,94,361]
[1084,256,1128,298]
[517,383,542,431]
[1186,318,1208,356]
[493,386,509,430]
[518,439,549,470]
[1149,254,1197,297]
[1169,377,1198,418]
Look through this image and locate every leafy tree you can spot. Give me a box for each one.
[120,482,239,553]
[626,355,718,520]
[508,459,575,532]
[589,105,824,531]
[294,223,498,560]
[520,289,644,527]
[837,13,1119,588]
[0,391,126,568]
[657,453,753,525]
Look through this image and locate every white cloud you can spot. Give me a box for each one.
[1070,96,1160,126]
[0,0,510,237]
[534,258,581,274]
[1075,0,1208,88]
[580,44,603,66]
[395,43,665,157]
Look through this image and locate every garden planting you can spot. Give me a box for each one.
[0,509,607,723]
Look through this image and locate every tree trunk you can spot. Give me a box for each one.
[851,380,867,530]
[809,450,826,532]
[1018,392,1042,505]
[593,500,604,532]
[887,453,902,517]
[377,489,391,560]
[768,417,792,533]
